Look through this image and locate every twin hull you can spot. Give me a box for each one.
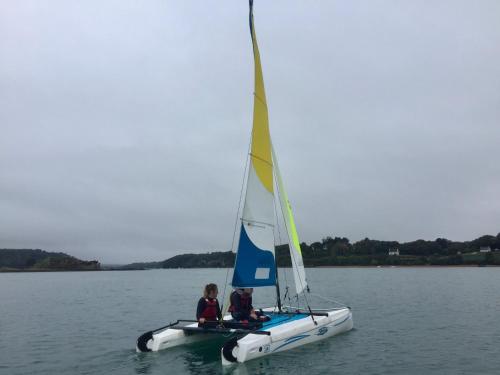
[138,307,353,364]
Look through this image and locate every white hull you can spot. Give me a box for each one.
[136,315,235,352]
[148,323,214,352]
[137,307,353,365]
[221,307,353,365]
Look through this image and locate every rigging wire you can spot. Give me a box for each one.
[308,293,349,308]
[221,136,252,313]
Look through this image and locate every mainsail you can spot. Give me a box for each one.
[231,0,276,288]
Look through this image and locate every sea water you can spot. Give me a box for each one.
[1,268,499,375]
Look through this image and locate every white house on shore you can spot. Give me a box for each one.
[480,246,491,253]
[388,249,400,256]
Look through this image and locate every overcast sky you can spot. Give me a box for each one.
[1,1,499,263]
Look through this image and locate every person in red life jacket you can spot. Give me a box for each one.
[196,283,222,327]
[229,288,269,322]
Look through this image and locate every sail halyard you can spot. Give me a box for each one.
[231,0,277,289]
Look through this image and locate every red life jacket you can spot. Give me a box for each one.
[229,292,251,313]
[200,298,218,320]
[240,293,250,311]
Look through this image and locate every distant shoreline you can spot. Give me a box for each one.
[3,233,500,271]
[0,249,100,273]
[3,264,499,273]
[0,268,105,273]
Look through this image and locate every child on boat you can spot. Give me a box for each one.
[196,283,222,327]
[229,288,269,322]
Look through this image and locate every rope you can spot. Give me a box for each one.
[308,293,348,308]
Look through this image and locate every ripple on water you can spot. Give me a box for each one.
[1,268,500,374]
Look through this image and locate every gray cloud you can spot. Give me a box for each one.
[1,0,499,263]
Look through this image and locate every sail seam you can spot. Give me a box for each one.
[253,92,268,108]
[249,153,273,167]
[241,218,275,227]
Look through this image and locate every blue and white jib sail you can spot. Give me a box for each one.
[232,0,276,288]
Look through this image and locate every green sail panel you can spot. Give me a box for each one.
[272,145,308,294]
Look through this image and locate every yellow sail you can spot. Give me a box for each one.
[249,1,273,194]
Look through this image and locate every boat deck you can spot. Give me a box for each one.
[155,312,312,339]
[259,312,310,330]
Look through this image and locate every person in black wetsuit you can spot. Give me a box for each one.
[196,283,222,327]
[229,288,269,322]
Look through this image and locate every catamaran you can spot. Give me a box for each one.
[136,0,353,364]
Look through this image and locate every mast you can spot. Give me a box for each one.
[275,260,282,311]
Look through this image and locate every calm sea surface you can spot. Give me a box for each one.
[1,268,499,375]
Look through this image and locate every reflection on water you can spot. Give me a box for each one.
[133,337,228,375]
[182,338,226,375]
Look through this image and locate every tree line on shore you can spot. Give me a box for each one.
[276,233,500,267]
[0,249,100,271]
[3,233,499,271]
[144,233,500,268]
